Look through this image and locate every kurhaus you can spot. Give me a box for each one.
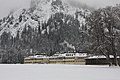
[24,53,87,65]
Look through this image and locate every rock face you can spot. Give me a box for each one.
[0,0,91,63]
[0,0,90,37]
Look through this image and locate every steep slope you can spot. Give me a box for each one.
[0,0,91,63]
[0,0,90,38]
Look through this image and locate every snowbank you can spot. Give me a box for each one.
[0,64,119,80]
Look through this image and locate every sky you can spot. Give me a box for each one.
[68,0,120,8]
[0,0,30,18]
[0,0,120,18]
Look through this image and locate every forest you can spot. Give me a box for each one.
[0,0,120,66]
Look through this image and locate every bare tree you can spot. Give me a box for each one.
[87,6,120,66]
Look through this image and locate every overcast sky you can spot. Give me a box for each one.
[0,0,30,18]
[0,0,120,18]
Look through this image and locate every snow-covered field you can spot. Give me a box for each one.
[0,64,120,80]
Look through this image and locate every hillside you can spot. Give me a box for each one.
[0,0,120,65]
[0,0,91,63]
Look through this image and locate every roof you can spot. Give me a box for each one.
[24,53,88,59]
[86,55,120,59]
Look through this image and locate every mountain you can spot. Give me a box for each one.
[0,0,90,37]
[0,0,91,63]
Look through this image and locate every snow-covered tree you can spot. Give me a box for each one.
[87,5,120,66]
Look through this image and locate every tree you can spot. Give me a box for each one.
[87,6,120,66]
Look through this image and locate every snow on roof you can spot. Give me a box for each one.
[54,53,87,57]
[25,53,88,59]
[87,55,120,59]
[87,55,106,59]
[24,55,48,59]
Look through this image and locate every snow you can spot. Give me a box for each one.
[57,53,87,57]
[0,64,119,80]
[59,40,75,50]
[88,55,106,59]
[41,29,46,34]
[87,55,120,59]
[33,0,53,23]
[0,0,91,38]
[25,53,87,59]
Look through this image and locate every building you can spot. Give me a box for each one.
[85,55,120,65]
[25,53,120,65]
[24,53,87,65]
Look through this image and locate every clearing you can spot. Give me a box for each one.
[0,64,119,80]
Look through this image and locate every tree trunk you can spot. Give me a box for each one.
[113,53,118,66]
[111,37,119,66]
[106,54,112,66]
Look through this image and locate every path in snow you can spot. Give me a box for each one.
[0,64,119,80]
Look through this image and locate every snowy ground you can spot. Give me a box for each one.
[0,64,120,80]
